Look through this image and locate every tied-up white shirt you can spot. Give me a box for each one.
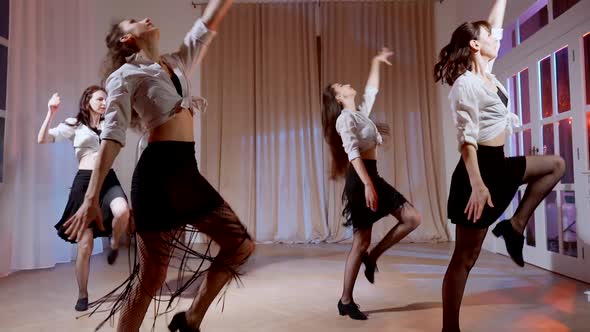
[335,85,383,161]
[49,118,103,161]
[449,27,521,151]
[101,19,215,147]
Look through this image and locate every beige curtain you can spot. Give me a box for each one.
[202,2,328,242]
[200,4,258,237]
[321,1,448,242]
[201,0,448,243]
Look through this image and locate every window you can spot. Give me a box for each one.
[0,118,4,181]
[0,44,6,111]
[0,0,8,40]
[540,56,553,118]
[519,1,549,43]
[561,191,577,257]
[520,69,531,125]
[584,33,590,106]
[555,47,571,114]
[0,0,8,182]
[498,22,517,59]
[500,1,582,59]
[545,191,559,253]
[586,112,590,168]
[584,33,590,168]
[542,123,554,155]
[553,0,581,19]
[559,118,574,184]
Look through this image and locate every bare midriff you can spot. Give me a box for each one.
[148,108,195,143]
[478,129,506,148]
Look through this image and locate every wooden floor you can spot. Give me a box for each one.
[0,243,588,332]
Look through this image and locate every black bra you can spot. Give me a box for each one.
[497,88,508,107]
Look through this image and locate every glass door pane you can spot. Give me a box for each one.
[558,118,575,184]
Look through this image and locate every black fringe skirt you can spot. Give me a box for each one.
[88,141,250,331]
[342,159,408,229]
[448,145,527,229]
[54,169,126,243]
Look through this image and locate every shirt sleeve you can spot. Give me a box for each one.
[100,70,133,147]
[358,85,379,116]
[336,112,361,161]
[170,19,216,75]
[48,118,77,142]
[449,79,480,151]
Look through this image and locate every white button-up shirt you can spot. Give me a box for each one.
[49,118,103,161]
[448,28,520,151]
[335,85,383,161]
[101,19,215,147]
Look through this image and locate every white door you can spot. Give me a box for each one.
[494,6,590,283]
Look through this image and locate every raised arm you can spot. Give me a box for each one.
[174,0,233,72]
[365,47,393,91]
[359,47,393,116]
[201,0,233,31]
[487,0,507,29]
[485,0,507,73]
[37,93,60,144]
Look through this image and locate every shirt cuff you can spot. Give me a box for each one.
[347,149,361,161]
[458,135,478,151]
[491,27,503,41]
[101,128,126,147]
[187,19,217,47]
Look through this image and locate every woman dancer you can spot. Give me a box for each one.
[63,0,255,331]
[321,48,421,320]
[37,86,131,312]
[434,0,565,330]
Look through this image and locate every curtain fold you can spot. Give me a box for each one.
[202,2,327,242]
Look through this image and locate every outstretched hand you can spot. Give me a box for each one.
[374,47,394,66]
[48,93,61,114]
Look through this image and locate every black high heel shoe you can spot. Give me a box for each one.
[361,252,378,284]
[338,300,368,320]
[75,297,88,312]
[107,248,119,265]
[492,219,525,267]
[168,312,200,332]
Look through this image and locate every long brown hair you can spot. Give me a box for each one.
[72,85,105,129]
[434,21,491,86]
[100,22,144,131]
[321,84,389,179]
[322,84,349,178]
[100,22,138,85]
